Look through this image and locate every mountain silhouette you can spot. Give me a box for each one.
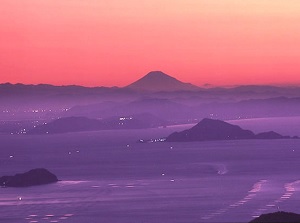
[126,71,199,92]
[166,118,294,142]
[249,211,300,223]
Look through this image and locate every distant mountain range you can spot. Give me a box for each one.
[166,118,297,142]
[1,71,300,124]
[1,71,299,101]
[64,96,300,122]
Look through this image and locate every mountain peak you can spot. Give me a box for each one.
[126,71,199,92]
[146,70,165,75]
[145,71,172,78]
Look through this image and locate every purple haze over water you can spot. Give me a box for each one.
[0,118,300,222]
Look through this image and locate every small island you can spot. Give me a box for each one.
[166,118,297,142]
[0,168,58,187]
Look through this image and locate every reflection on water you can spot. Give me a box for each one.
[2,177,296,223]
[201,180,267,221]
[25,213,74,223]
[252,180,300,218]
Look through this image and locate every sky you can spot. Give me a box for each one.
[1,0,300,87]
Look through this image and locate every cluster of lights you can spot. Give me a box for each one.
[23,109,47,113]
[119,117,133,121]
[139,138,166,143]
[1,108,70,115]
[14,128,27,134]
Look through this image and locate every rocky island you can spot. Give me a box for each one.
[0,168,58,187]
[166,118,297,142]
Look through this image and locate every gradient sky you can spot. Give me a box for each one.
[1,0,300,87]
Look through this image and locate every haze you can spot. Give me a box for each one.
[1,0,300,87]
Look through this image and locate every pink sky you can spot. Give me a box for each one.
[1,0,300,87]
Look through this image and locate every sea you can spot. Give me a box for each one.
[0,117,300,223]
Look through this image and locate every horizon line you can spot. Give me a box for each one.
[1,81,300,89]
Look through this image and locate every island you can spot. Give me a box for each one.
[0,168,58,187]
[166,118,297,142]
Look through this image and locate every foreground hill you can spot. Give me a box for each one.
[166,118,296,142]
[249,211,300,223]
